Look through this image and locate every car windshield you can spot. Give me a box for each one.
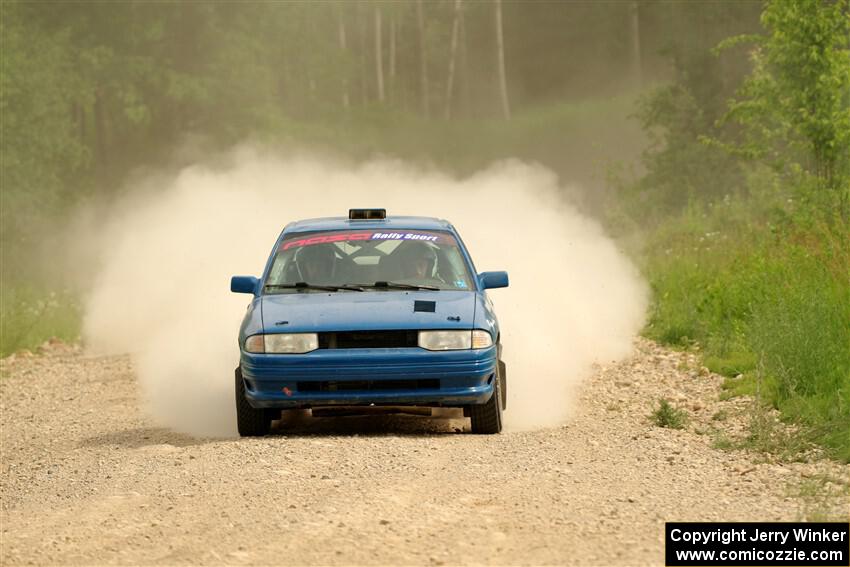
[265,229,475,293]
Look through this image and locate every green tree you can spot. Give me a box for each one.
[621,1,762,216]
[721,0,850,202]
[0,4,87,257]
[634,46,746,214]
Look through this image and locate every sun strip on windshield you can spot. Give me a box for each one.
[280,231,443,251]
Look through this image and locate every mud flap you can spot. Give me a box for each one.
[496,342,507,410]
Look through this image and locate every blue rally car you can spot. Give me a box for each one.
[230,209,508,436]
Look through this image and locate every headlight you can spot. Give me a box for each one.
[243,333,318,354]
[418,330,493,351]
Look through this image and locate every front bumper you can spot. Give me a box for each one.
[240,346,497,408]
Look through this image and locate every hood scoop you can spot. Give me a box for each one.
[413,300,436,313]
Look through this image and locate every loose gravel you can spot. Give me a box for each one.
[1,339,847,566]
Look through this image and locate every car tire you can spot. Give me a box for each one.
[469,364,503,434]
[235,367,271,437]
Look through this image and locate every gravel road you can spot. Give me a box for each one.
[1,339,847,566]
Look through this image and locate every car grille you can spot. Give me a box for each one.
[297,379,440,392]
[318,330,419,349]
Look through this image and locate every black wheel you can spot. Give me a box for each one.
[469,364,503,434]
[235,367,271,437]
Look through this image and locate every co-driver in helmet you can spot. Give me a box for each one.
[294,244,337,283]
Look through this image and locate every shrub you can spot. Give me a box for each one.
[650,398,689,429]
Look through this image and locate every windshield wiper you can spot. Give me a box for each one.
[354,281,441,291]
[264,282,364,292]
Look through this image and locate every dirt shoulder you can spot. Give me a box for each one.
[1,339,847,566]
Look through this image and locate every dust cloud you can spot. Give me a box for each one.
[82,147,647,436]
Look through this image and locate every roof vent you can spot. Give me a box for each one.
[349,208,386,220]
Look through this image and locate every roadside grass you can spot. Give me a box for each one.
[638,183,850,462]
[788,473,850,522]
[742,403,817,462]
[650,398,689,429]
[704,351,757,378]
[0,284,81,358]
[719,374,759,401]
[711,430,736,451]
[711,409,728,422]
[706,404,814,462]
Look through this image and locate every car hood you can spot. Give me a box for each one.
[260,290,477,333]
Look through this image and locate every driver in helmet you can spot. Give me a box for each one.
[395,241,443,285]
[294,245,337,283]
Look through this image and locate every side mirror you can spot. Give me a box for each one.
[231,275,259,295]
[478,271,509,290]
